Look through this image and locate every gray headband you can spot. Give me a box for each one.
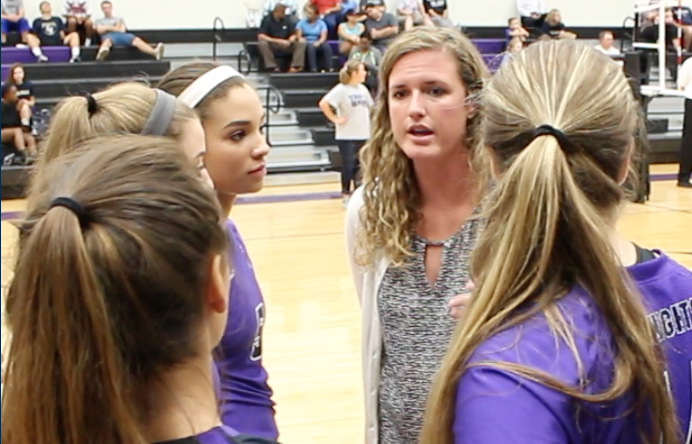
[141,89,178,136]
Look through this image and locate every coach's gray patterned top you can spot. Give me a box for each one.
[377,217,480,444]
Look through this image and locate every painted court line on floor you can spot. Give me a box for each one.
[0,173,681,221]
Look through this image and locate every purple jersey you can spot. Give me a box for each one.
[632,252,692,442]
[216,220,277,439]
[153,425,279,444]
[453,255,692,443]
[454,288,640,443]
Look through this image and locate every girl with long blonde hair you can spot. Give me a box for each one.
[420,40,690,444]
[2,136,280,444]
[345,27,489,444]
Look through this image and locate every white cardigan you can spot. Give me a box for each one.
[345,187,390,444]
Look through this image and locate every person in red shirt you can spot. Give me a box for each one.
[310,0,342,38]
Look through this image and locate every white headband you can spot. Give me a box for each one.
[178,65,244,108]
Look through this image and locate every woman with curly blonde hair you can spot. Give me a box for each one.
[345,27,488,444]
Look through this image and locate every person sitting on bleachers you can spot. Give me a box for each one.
[262,0,299,25]
[506,17,529,42]
[501,37,523,65]
[349,31,381,69]
[5,62,34,116]
[397,0,426,31]
[671,6,692,52]
[594,30,620,56]
[94,0,163,61]
[258,3,306,72]
[1,0,29,45]
[359,0,384,13]
[1,0,48,62]
[349,31,380,93]
[363,1,398,53]
[1,0,50,61]
[422,0,453,28]
[309,0,343,39]
[541,9,576,39]
[64,0,93,46]
[32,1,82,63]
[516,0,546,34]
[1,83,36,159]
[296,3,333,72]
[338,9,365,55]
[639,8,682,82]
[341,0,359,15]
[640,8,681,49]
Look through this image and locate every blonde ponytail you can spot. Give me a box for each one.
[421,40,679,444]
[339,60,363,84]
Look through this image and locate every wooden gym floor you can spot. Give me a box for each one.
[1,165,690,443]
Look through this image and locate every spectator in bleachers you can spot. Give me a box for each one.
[672,7,692,52]
[1,0,31,46]
[262,0,298,25]
[94,0,164,61]
[349,31,381,66]
[319,60,372,207]
[32,1,82,63]
[594,31,620,56]
[517,0,546,30]
[296,3,333,72]
[310,0,342,39]
[506,17,529,42]
[677,56,691,187]
[501,37,523,65]
[364,2,398,53]
[640,7,680,49]
[359,0,384,13]
[5,62,34,112]
[64,0,93,46]
[2,1,50,61]
[338,9,365,55]
[422,0,453,28]
[258,4,306,72]
[397,0,426,31]
[1,84,36,158]
[638,9,681,83]
[341,0,358,15]
[349,32,379,91]
[541,9,576,40]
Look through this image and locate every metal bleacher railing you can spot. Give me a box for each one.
[210,16,277,147]
[621,16,637,53]
[263,84,283,148]
[212,16,225,61]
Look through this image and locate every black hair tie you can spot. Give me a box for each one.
[50,197,90,228]
[84,93,98,116]
[532,125,572,152]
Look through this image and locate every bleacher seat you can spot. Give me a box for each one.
[1,46,155,65]
[242,40,344,72]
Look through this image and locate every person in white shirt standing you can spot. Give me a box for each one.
[318,60,372,207]
[677,56,692,188]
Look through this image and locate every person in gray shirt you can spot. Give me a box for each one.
[363,2,398,52]
[262,0,299,25]
[1,0,31,45]
[94,0,163,61]
[318,60,373,207]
